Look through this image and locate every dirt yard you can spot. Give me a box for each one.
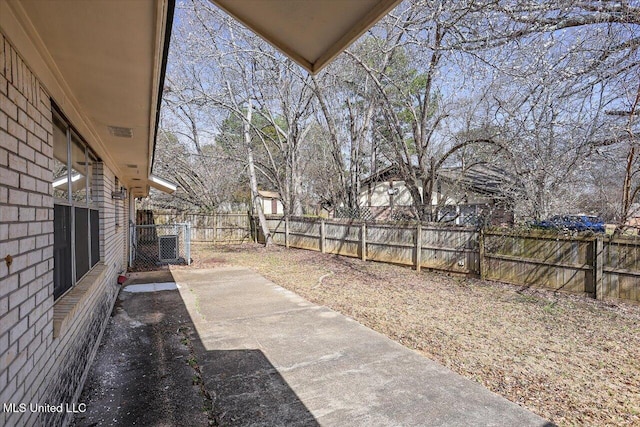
[184,243,640,426]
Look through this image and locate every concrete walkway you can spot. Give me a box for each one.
[75,267,551,426]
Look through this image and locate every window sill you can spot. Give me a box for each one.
[53,263,108,338]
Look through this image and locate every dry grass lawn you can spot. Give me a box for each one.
[185,243,640,426]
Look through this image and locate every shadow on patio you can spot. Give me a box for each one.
[72,269,318,426]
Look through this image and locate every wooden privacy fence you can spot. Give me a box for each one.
[482,231,596,295]
[258,216,640,303]
[261,216,479,275]
[602,238,640,301]
[154,212,251,243]
[482,231,640,301]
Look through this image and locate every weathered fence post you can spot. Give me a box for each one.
[479,229,486,280]
[595,235,604,300]
[285,216,290,248]
[320,220,326,253]
[361,222,367,261]
[212,213,217,246]
[186,223,192,265]
[415,223,422,272]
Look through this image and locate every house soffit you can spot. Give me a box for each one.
[6,0,399,197]
[361,164,514,199]
[210,0,402,73]
[9,0,171,197]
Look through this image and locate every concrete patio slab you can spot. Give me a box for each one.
[170,267,551,427]
[74,266,552,426]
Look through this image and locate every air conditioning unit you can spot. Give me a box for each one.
[158,235,179,261]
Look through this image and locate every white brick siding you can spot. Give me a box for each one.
[1,30,54,426]
[1,30,129,427]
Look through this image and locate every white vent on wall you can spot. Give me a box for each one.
[108,126,133,138]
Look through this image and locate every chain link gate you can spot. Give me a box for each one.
[129,222,191,271]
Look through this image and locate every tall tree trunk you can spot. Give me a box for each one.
[291,149,304,216]
[244,101,272,246]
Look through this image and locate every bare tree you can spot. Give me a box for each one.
[461,0,640,221]
[175,1,317,217]
[155,0,639,227]
[242,100,272,245]
[610,81,640,232]
[311,50,381,211]
[344,1,507,220]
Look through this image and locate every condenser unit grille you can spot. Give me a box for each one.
[158,235,179,261]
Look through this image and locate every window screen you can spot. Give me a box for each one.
[53,205,72,299]
[90,209,100,267]
[74,207,90,281]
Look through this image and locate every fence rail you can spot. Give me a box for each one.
[257,216,640,303]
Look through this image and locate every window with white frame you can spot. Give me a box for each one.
[52,106,101,300]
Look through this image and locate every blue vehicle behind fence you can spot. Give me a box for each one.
[534,215,605,233]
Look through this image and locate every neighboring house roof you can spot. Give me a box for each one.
[438,164,516,198]
[258,190,281,199]
[361,164,404,185]
[361,163,516,200]
[211,0,402,73]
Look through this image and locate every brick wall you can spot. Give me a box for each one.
[1,30,128,427]
[94,161,128,277]
[1,29,56,426]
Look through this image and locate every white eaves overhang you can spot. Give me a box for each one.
[210,0,402,74]
[1,0,400,199]
[1,0,174,198]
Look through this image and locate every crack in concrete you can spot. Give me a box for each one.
[178,325,220,426]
